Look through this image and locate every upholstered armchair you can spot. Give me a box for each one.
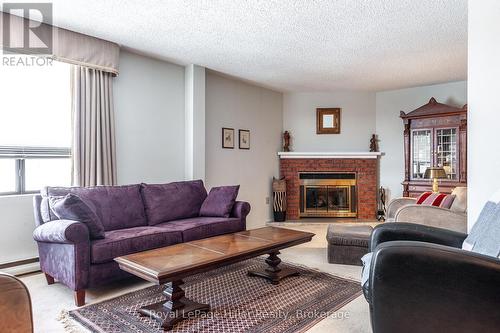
[363,223,500,333]
[385,187,467,233]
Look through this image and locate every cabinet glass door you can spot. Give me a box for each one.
[436,128,458,180]
[411,129,432,179]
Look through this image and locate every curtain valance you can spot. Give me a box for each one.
[1,12,119,75]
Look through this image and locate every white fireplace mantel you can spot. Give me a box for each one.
[277,152,383,159]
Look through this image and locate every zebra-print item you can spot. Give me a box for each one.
[273,191,286,212]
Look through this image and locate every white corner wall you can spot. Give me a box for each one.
[0,195,38,264]
[114,50,186,185]
[184,64,206,181]
[375,81,467,201]
[468,0,500,229]
[205,71,283,229]
[283,92,376,152]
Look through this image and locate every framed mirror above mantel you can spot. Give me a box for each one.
[400,97,467,197]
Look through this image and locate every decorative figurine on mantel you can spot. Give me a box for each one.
[283,131,291,152]
[369,134,379,152]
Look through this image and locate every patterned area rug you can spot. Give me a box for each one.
[68,258,362,333]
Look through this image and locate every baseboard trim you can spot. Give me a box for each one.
[0,258,40,276]
[0,257,39,269]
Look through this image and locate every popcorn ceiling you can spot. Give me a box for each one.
[39,0,466,91]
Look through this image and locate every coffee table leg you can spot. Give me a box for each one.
[138,279,210,331]
[248,251,300,285]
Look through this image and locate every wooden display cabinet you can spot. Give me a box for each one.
[400,97,467,197]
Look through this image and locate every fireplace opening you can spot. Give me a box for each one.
[299,173,357,218]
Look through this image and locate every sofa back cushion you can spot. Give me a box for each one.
[41,184,147,231]
[140,180,207,225]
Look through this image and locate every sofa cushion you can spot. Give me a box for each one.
[140,180,208,225]
[200,185,240,218]
[462,193,500,258]
[40,197,52,223]
[450,187,467,213]
[416,192,456,208]
[155,217,244,242]
[90,226,182,264]
[42,185,147,231]
[49,194,105,239]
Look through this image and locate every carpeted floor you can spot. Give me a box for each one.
[20,223,373,333]
[67,258,362,333]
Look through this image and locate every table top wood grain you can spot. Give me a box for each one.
[115,227,314,284]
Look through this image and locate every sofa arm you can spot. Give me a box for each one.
[231,201,251,219]
[369,241,500,333]
[370,222,467,251]
[33,220,89,244]
[395,204,467,233]
[386,197,417,219]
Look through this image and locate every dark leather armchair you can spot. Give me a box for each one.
[364,223,500,333]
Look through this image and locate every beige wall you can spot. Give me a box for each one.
[205,71,283,228]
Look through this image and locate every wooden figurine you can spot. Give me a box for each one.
[370,134,378,152]
[283,131,291,152]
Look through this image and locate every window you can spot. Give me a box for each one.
[0,59,72,195]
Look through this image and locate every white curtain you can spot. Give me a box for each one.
[71,66,117,186]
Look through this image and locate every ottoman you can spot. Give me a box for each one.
[326,224,373,265]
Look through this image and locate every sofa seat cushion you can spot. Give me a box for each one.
[155,217,244,242]
[90,226,182,264]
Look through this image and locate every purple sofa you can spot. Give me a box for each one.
[32,180,250,306]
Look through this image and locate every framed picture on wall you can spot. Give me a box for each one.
[222,128,235,148]
[239,129,250,149]
[316,108,341,134]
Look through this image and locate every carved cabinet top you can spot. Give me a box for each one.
[400,97,467,120]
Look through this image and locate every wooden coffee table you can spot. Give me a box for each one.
[115,226,314,330]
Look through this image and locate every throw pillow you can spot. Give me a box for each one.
[462,192,500,258]
[416,192,456,209]
[200,185,240,218]
[49,194,105,239]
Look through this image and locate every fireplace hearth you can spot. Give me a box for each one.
[299,173,357,218]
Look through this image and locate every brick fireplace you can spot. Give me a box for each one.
[279,152,380,220]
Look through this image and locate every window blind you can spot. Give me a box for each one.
[0,146,71,158]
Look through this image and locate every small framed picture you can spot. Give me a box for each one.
[239,129,250,150]
[222,128,235,149]
[316,108,341,134]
